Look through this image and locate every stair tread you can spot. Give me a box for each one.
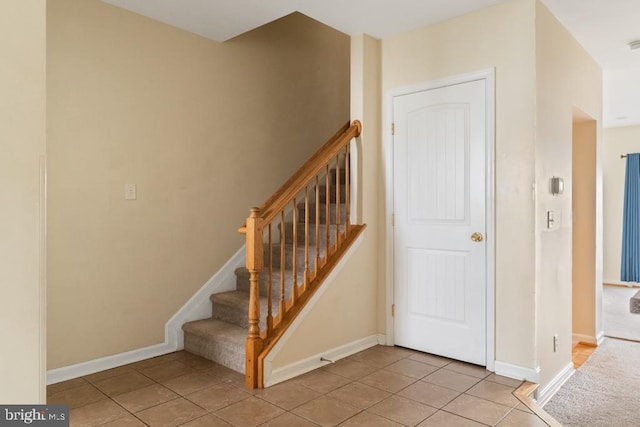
[182,318,246,344]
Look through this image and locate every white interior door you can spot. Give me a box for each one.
[393,79,487,365]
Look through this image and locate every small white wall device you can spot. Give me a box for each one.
[550,176,564,196]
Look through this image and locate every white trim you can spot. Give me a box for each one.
[47,343,176,385]
[538,362,575,407]
[265,334,379,387]
[376,334,387,345]
[494,361,540,383]
[596,331,606,345]
[263,231,366,387]
[384,68,497,369]
[165,245,246,349]
[572,333,597,345]
[47,245,246,385]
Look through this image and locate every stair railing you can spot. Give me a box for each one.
[238,120,363,388]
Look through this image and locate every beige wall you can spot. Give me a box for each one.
[268,34,382,369]
[572,120,597,341]
[0,0,47,402]
[534,1,602,387]
[382,0,538,370]
[47,0,350,368]
[603,125,640,284]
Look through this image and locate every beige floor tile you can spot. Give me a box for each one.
[258,412,319,427]
[359,370,416,393]
[443,394,511,425]
[292,369,352,394]
[368,395,437,426]
[179,413,232,426]
[112,384,178,413]
[185,382,250,411]
[215,396,284,427]
[422,369,481,392]
[485,373,523,388]
[47,378,89,396]
[496,409,548,426]
[100,414,148,426]
[69,399,128,427]
[417,411,485,426]
[515,402,534,413]
[397,381,461,408]
[180,355,218,371]
[384,359,439,379]
[48,383,108,409]
[138,360,196,382]
[407,353,452,368]
[136,397,206,427]
[203,365,246,385]
[93,372,155,397]
[83,366,135,384]
[348,347,405,368]
[327,382,391,409]
[254,381,321,410]
[339,411,404,426]
[292,396,360,426]
[321,359,378,379]
[444,361,491,379]
[375,345,418,358]
[466,380,520,407]
[161,372,221,396]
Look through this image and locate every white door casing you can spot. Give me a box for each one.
[390,72,494,367]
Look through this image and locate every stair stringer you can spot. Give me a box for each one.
[261,228,383,387]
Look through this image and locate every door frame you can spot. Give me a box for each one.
[384,69,496,371]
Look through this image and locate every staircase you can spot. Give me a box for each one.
[181,121,363,386]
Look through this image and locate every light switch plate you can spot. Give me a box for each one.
[547,210,555,229]
[125,183,137,200]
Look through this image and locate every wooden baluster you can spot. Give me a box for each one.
[325,165,330,257]
[315,175,320,273]
[304,186,309,292]
[266,224,273,336]
[279,211,285,320]
[335,154,341,247]
[345,145,351,233]
[245,208,263,389]
[292,198,298,304]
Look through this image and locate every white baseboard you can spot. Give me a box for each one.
[165,245,246,349]
[47,245,246,385]
[265,334,379,387]
[47,343,176,385]
[538,362,574,407]
[376,334,388,345]
[494,361,540,383]
[596,331,606,345]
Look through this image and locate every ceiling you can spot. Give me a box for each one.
[101,0,640,129]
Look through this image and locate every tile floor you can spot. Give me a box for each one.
[47,346,549,427]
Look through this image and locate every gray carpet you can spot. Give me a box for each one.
[544,338,640,427]
[603,285,640,342]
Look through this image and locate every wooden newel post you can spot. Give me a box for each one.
[245,207,264,388]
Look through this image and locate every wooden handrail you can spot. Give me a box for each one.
[239,120,361,232]
[240,120,363,388]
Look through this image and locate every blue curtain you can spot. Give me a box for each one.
[621,153,640,282]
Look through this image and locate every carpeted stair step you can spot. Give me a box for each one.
[210,291,271,330]
[317,184,347,203]
[279,222,346,246]
[264,243,327,271]
[235,267,302,300]
[297,202,347,224]
[182,318,246,374]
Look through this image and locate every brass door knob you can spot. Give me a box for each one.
[471,232,484,242]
